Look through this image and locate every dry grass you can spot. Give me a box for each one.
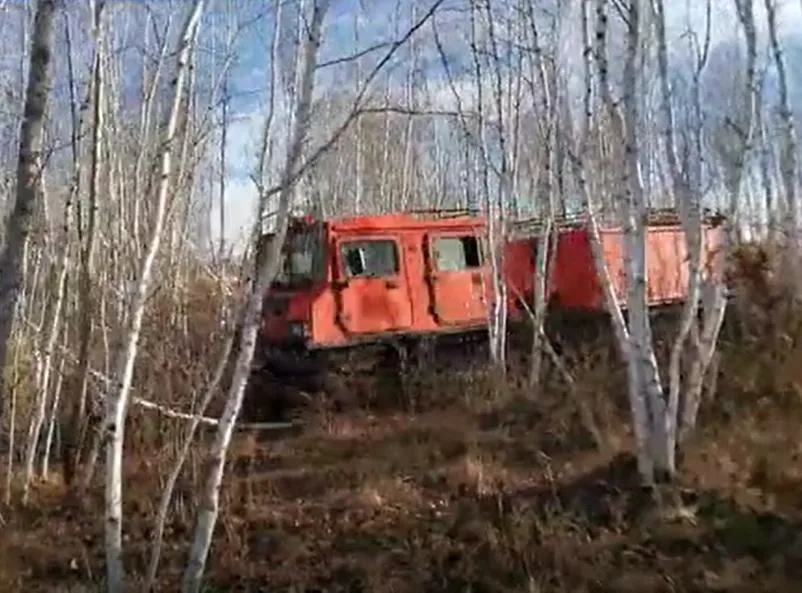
[2,243,802,592]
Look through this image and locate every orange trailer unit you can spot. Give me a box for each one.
[503,216,725,315]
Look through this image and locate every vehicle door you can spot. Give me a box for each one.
[334,237,414,335]
[425,232,489,326]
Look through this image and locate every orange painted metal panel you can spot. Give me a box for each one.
[259,211,727,352]
[502,237,537,314]
[424,232,490,326]
[509,223,723,313]
[267,212,491,349]
[551,229,601,309]
[332,236,414,335]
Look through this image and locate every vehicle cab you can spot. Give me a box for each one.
[260,216,326,346]
[259,211,493,356]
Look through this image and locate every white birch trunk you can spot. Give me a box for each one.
[653,0,702,473]
[589,0,657,483]
[181,3,329,590]
[24,8,86,487]
[764,0,799,244]
[21,235,69,501]
[41,337,66,478]
[727,0,758,237]
[524,7,558,391]
[4,244,31,505]
[678,0,756,438]
[103,3,205,591]
[65,0,104,488]
[468,0,504,368]
[756,100,776,235]
[653,0,725,454]
[482,0,510,370]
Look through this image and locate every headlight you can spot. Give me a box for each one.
[288,322,307,339]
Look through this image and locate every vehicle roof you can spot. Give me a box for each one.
[318,212,487,233]
[288,208,723,236]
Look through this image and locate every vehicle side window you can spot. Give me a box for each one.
[271,225,326,285]
[340,239,399,278]
[432,235,482,271]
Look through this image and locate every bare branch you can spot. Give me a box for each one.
[317,40,396,69]
[257,0,447,203]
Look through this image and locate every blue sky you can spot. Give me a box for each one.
[1,0,801,249]
[213,0,802,248]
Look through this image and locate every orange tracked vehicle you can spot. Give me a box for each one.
[257,210,492,393]
[252,208,725,399]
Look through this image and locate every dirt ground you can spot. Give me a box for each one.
[2,354,802,593]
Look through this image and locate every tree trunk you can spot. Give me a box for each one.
[103,3,205,590]
[61,0,105,489]
[0,0,57,428]
[181,3,329,590]
[764,0,799,244]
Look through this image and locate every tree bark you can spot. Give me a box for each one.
[104,2,206,590]
[0,0,57,428]
[181,2,329,589]
[764,0,799,243]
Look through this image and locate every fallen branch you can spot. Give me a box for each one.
[357,105,468,118]
[22,320,299,432]
[130,396,297,431]
[512,288,576,389]
[508,286,575,385]
[510,286,607,451]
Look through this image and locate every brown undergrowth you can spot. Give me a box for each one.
[2,243,802,592]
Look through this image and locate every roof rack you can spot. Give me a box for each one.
[508,212,587,238]
[508,207,726,238]
[405,208,483,220]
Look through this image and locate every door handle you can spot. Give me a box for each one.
[385,279,399,289]
[470,273,483,285]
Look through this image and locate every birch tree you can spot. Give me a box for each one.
[181,1,329,588]
[63,0,106,489]
[679,0,758,437]
[20,3,85,503]
[714,0,758,239]
[652,0,728,452]
[764,0,799,245]
[0,0,57,428]
[104,2,206,590]
[579,0,659,483]
[522,1,559,391]
[573,0,747,484]
[182,1,447,587]
[569,0,695,484]
[606,0,674,482]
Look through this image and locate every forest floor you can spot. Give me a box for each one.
[2,357,802,593]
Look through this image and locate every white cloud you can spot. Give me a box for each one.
[211,175,259,255]
[665,0,802,46]
[215,0,802,253]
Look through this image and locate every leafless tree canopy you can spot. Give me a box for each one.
[0,0,800,590]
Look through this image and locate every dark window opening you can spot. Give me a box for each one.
[272,226,325,287]
[340,239,399,278]
[432,235,483,271]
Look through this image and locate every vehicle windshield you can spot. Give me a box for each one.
[272,226,324,287]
